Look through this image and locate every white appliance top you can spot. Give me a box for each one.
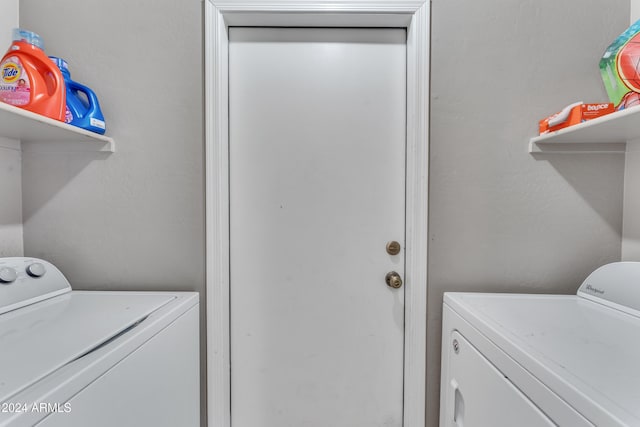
[0,291,175,403]
[0,258,177,402]
[445,261,640,427]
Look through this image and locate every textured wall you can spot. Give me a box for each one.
[0,1,22,257]
[19,1,203,290]
[623,1,640,260]
[0,1,19,50]
[429,1,628,426]
[0,138,23,257]
[632,0,640,23]
[19,0,205,423]
[623,142,640,260]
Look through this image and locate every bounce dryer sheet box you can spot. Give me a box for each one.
[539,102,614,135]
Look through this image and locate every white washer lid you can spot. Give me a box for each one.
[445,293,640,426]
[0,292,175,403]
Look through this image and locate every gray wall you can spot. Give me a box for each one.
[0,137,22,257]
[0,2,19,54]
[623,142,640,260]
[623,2,640,261]
[429,1,628,426]
[0,1,22,257]
[19,0,205,423]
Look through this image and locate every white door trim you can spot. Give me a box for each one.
[204,2,430,426]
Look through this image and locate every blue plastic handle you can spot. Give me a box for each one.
[67,80,100,116]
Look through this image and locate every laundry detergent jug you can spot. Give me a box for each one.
[50,57,106,134]
[0,29,65,121]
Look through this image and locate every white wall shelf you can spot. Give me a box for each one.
[528,104,640,154]
[0,101,114,152]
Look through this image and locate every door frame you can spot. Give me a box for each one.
[204,1,430,426]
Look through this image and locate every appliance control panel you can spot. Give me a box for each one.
[578,261,640,317]
[0,257,71,315]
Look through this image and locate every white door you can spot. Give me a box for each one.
[229,27,406,427]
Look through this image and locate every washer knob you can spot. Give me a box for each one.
[0,267,18,283]
[26,263,46,278]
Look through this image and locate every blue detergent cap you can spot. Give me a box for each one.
[12,28,44,49]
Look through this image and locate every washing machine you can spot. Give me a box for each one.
[440,262,640,427]
[0,257,199,427]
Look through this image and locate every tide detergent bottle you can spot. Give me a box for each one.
[49,57,106,134]
[0,29,65,121]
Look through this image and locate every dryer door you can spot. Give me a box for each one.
[443,331,554,427]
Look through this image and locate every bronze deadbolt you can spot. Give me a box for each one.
[386,241,401,255]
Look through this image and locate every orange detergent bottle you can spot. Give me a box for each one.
[0,29,65,121]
